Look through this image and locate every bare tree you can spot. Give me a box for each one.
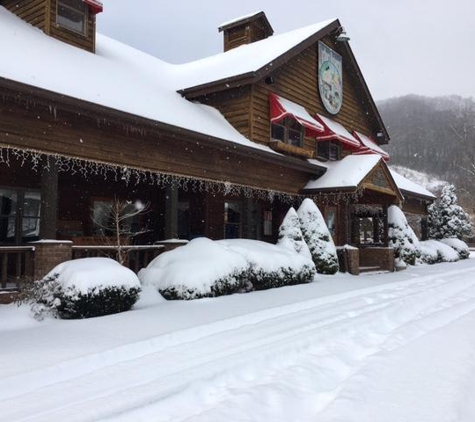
[92,197,150,265]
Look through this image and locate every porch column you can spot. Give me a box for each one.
[164,185,178,239]
[39,158,58,240]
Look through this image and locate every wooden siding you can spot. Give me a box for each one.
[200,86,252,141]
[223,17,272,52]
[0,92,313,196]
[1,0,47,30]
[250,35,377,155]
[49,0,95,53]
[1,0,95,52]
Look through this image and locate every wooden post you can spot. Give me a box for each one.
[164,185,178,239]
[40,158,58,240]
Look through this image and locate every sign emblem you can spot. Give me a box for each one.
[318,42,343,115]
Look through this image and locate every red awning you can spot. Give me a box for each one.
[314,114,361,148]
[269,93,324,136]
[353,131,390,161]
[83,0,103,14]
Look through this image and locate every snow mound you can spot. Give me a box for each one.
[420,240,459,263]
[46,257,140,295]
[219,239,314,274]
[439,238,470,259]
[138,238,250,299]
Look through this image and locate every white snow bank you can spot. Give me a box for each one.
[420,240,459,263]
[138,238,249,297]
[45,258,140,295]
[218,239,314,273]
[440,238,470,259]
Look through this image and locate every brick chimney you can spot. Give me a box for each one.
[218,11,274,52]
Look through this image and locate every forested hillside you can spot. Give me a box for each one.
[379,95,475,210]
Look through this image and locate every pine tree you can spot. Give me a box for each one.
[388,205,421,265]
[297,199,339,274]
[428,184,472,240]
[277,207,312,259]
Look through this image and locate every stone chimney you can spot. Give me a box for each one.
[218,11,274,52]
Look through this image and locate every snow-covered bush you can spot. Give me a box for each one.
[420,240,459,263]
[139,238,316,300]
[297,198,339,274]
[219,239,315,291]
[428,184,472,240]
[277,207,312,259]
[419,242,439,265]
[388,205,421,266]
[139,238,251,300]
[23,258,141,320]
[439,238,470,260]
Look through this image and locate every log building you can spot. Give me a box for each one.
[0,4,434,285]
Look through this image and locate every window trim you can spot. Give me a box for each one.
[56,0,88,36]
[270,117,304,148]
[317,140,342,161]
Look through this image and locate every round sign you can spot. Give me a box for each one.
[319,60,343,114]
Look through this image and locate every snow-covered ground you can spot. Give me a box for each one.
[2,257,475,421]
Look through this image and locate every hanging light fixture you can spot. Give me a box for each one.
[336,27,350,42]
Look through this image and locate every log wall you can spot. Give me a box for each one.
[1,0,47,30]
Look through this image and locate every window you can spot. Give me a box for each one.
[271,117,304,147]
[57,0,87,35]
[224,202,242,239]
[0,188,41,244]
[317,140,342,161]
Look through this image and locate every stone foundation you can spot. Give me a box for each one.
[30,241,73,280]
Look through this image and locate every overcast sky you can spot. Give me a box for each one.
[98,0,475,101]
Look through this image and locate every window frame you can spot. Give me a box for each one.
[0,187,41,245]
[317,140,342,161]
[56,0,88,36]
[270,117,304,148]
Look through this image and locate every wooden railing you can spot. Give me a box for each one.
[0,246,35,289]
[72,245,165,273]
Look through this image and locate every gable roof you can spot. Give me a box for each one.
[0,7,272,155]
[176,19,339,96]
[176,18,389,143]
[390,170,436,201]
[304,155,403,202]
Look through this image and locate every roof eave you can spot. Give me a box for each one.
[0,76,326,175]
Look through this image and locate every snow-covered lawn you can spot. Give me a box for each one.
[2,257,475,421]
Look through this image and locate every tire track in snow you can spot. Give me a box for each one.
[2,266,475,421]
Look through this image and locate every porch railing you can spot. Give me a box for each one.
[0,246,35,289]
[72,245,165,273]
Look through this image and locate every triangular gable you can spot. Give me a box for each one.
[361,160,403,202]
[178,18,388,142]
[303,155,403,202]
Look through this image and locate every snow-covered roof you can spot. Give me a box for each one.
[390,170,436,200]
[353,131,390,160]
[0,8,276,156]
[218,11,265,29]
[304,155,382,191]
[175,19,337,92]
[270,94,324,132]
[316,114,360,148]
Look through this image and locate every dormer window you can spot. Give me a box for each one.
[57,0,88,35]
[271,117,304,147]
[317,140,342,161]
